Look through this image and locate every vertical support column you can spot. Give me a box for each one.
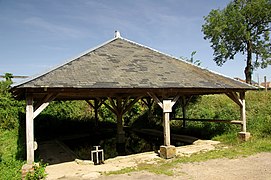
[182,96,187,128]
[26,95,34,164]
[160,99,178,159]
[94,99,99,127]
[238,91,250,141]
[147,93,180,159]
[240,91,246,132]
[163,111,171,146]
[116,97,124,135]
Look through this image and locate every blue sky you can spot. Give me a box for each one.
[0,0,270,83]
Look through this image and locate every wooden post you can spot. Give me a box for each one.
[163,111,170,146]
[264,76,267,92]
[94,99,99,126]
[238,91,251,140]
[240,92,246,132]
[116,97,124,135]
[26,95,34,164]
[182,96,186,128]
[142,98,154,123]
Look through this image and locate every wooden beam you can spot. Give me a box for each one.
[171,95,180,107]
[26,95,34,164]
[33,102,50,119]
[182,96,187,128]
[240,91,246,132]
[116,97,124,134]
[102,100,117,115]
[225,92,242,107]
[86,99,104,126]
[172,118,243,124]
[123,97,141,114]
[164,111,170,146]
[108,97,119,115]
[33,93,57,119]
[85,100,95,109]
[147,92,163,108]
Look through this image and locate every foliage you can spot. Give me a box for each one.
[3,72,13,81]
[41,100,93,121]
[0,129,24,179]
[202,0,271,83]
[0,76,25,130]
[181,51,201,66]
[0,93,25,130]
[25,162,47,180]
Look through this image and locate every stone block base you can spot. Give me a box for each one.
[160,145,176,159]
[21,164,34,179]
[238,132,251,141]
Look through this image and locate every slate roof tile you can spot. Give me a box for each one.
[13,36,254,90]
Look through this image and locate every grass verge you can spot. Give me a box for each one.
[105,136,271,176]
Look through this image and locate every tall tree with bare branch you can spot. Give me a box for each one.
[202,0,271,84]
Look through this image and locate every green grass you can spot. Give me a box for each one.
[106,91,271,176]
[1,85,271,178]
[106,136,271,176]
[0,129,24,179]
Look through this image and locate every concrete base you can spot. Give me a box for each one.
[160,145,176,159]
[238,132,251,141]
[21,164,34,179]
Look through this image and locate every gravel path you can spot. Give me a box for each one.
[96,152,271,180]
[42,140,271,180]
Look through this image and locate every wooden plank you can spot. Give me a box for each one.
[230,120,243,124]
[26,95,34,164]
[172,118,242,124]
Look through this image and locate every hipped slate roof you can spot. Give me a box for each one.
[12,33,254,100]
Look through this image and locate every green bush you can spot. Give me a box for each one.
[25,162,47,180]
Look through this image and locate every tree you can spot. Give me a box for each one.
[181,51,202,66]
[3,73,13,83]
[202,0,271,84]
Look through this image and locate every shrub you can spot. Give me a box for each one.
[25,162,47,180]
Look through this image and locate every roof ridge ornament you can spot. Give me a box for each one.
[114,30,121,38]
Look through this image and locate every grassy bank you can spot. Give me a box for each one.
[108,90,271,175]
[1,88,271,178]
[0,129,24,179]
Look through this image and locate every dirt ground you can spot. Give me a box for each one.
[41,140,271,179]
